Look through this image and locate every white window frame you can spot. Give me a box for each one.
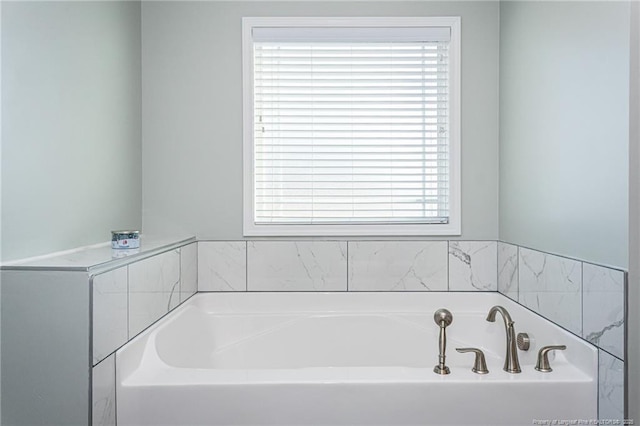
[242,16,461,236]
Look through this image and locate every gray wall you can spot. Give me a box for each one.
[1,1,142,261]
[499,1,630,269]
[141,1,500,240]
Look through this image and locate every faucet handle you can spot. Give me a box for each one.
[456,347,489,374]
[535,345,567,372]
[517,333,531,351]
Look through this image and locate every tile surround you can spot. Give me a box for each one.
[180,243,198,302]
[497,242,518,301]
[495,244,625,359]
[2,237,197,426]
[92,354,116,426]
[1,237,627,426]
[518,247,583,335]
[128,249,181,337]
[448,241,497,291]
[348,241,447,291]
[198,241,246,291]
[125,238,626,422]
[492,242,626,421]
[583,263,625,360]
[599,349,624,422]
[247,241,347,291]
[92,266,128,365]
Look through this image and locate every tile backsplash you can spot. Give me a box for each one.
[582,263,625,360]
[247,241,348,291]
[448,241,497,291]
[199,240,505,294]
[91,242,197,367]
[128,249,182,337]
[90,242,198,426]
[599,349,625,422]
[518,247,583,335]
[92,353,116,426]
[496,241,626,423]
[198,241,246,291]
[349,241,448,291]
[495,242,626,362]
[92,267,128,365]
[497,242,518,300]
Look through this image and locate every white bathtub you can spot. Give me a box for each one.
[116,292,597,425]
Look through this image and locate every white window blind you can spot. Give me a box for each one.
[243,18,460,235]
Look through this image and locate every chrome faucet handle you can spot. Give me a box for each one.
[535,345,567,372]
[456,348,489,374]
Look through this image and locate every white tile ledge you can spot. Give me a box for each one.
[1,235,195,273]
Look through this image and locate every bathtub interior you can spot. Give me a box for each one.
[127,292,596,377]
[115,292,598,426]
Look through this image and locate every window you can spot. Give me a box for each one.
[243,17,460,236]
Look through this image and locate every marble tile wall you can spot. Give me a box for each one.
[92,354,116,426]
[495,243,626,359]
[496,241,626,422]
[583,263,625,361]
[129,249,181,337]
[91,243,196,366]
[180,243,198,302]
[349,241,447,291]
[519,247,583,335]
[198,241,246,291]
[448,241,497,291]
[599,349,625,423]
[197,240,499,294]
[92,266,128,365]
[497,242,518,300]
[248,241,347,291]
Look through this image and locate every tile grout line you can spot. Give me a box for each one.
[126,265,130,343]
[597,348,601,421]
[446,240,450,291]
[346,241,349,292]
[245,241,249,292]
[580,261,584,339]
[114,353,118,426]
[88,276,94,426]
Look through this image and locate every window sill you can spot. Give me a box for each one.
[243,222,461,237]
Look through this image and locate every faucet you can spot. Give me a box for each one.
[486,306,521,373]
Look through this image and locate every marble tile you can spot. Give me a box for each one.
[247,241,347,291]
[497,242,518,300]
[583,264,625,360]
[180,243,198,302]
[448,241,497,291]
[128,249,180,337]
[92,354,116,426]
[92,267,128,365]
[198,241,246,291]
[349,241,447,291]
[599,350,624,422]
[518,248,582,335]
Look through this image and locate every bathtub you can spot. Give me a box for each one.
[116,292,597,425]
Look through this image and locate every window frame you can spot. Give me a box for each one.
[242,16,461,236]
